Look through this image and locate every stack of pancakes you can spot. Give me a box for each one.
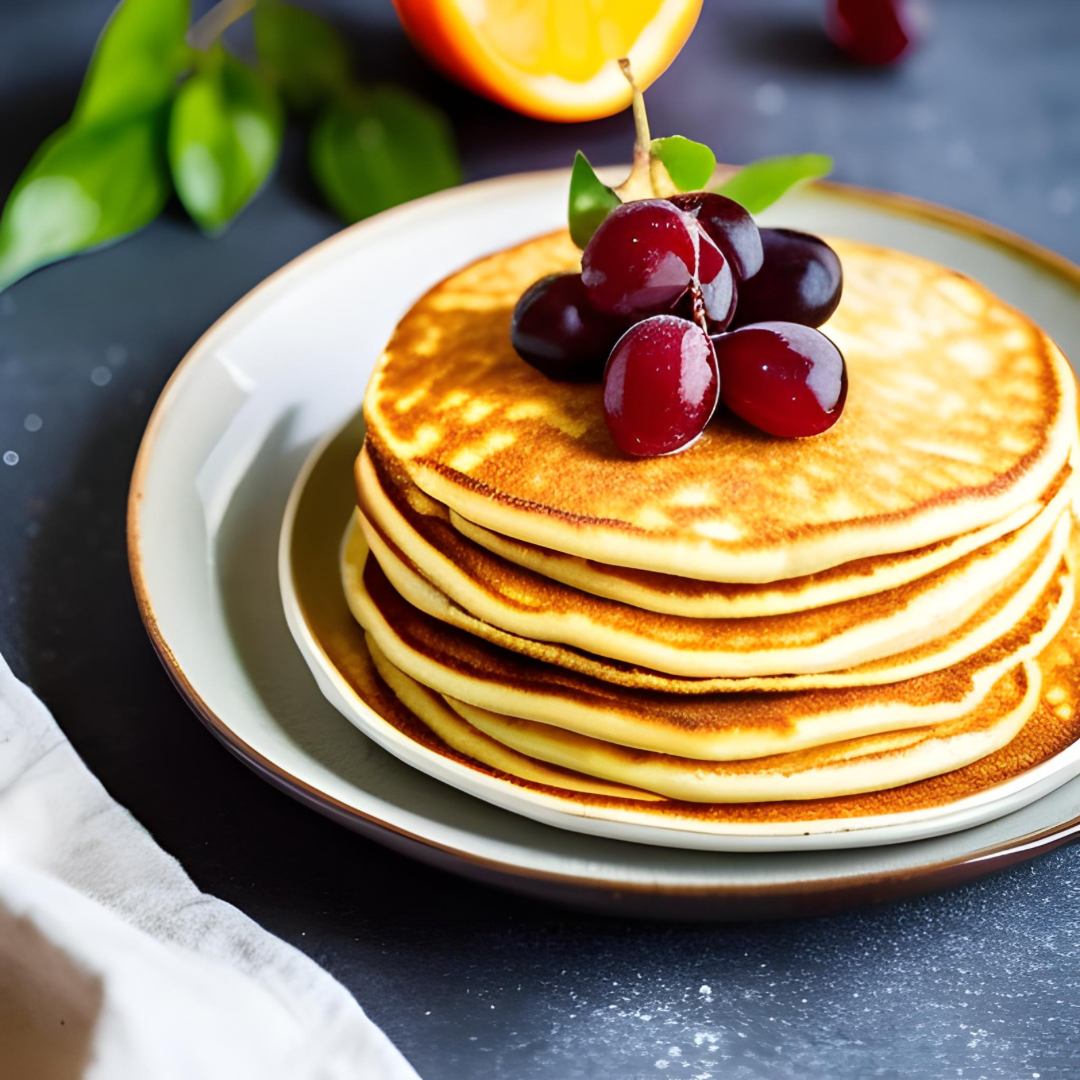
[342,231,1080,821]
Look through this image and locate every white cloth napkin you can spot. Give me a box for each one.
[0,649,420,1080]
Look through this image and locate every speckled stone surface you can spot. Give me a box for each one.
[1,1,1079,1077]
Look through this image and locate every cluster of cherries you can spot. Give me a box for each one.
[511,191,847,457]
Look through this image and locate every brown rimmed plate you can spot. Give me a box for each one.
[128,170,1080,918]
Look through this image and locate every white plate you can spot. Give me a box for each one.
[129,171,1080,914]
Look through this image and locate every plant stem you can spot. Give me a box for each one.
[187,0,256,52]
[621,58,651,148]
[613,59,653,201]
[613,58,677,201]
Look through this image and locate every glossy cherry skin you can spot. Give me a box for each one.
[693,231,737,330]
[824,0,921,66]
[581,199,732,327]
[511,273,628,381]
[603,316,719,457]
[583,200,697,318]
[732,228,842,329]
[669,191,764,280]
[712,321,847,437]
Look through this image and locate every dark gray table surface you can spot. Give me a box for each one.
[3,1,1080,1076]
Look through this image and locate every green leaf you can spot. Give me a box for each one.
[310,87,461,224]
[649,136,716,193]
[254,0,351,112]
[75,0,191,127]
[169,51,284,234]
[715,153,833,215]
[0,115,170,291]
[568,151,620,249]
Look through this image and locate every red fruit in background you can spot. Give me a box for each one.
[824,0,922,66]
[713,321,847,437]
[603,316,719,456]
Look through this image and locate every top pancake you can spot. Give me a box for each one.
[364,232,1077,583]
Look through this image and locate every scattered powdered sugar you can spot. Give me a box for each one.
[403,848,1080,1079]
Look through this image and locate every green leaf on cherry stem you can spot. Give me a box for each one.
[74,0,191,127]
[568,151,620,249]
[0,114,171,291]
[254,0,351,113]
[169,48,284,234]
[649,136,716,193]
[715,153,833,215]
[309,86,461,223]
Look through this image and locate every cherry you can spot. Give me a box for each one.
[669,191,764,280]
[713,322,847,437]
[511,273,628,381]
[694,232,737,331]
[583,200,695,318]
[581,199,734,327]
[732,228,842,330]
[824,0,921,66]
[603,316,719,457]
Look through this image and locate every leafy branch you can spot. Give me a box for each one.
[0,0,461,292]
[569,147,834,250]
[567,63,833,249]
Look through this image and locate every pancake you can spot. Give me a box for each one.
[349,508,1073,692]
[448,471,1071,618]
[364,231,1077,583]
[357,445,1073,678]
[370,643,663,802]
[438,662,1040,802]
[343,531,1075,759]
[335,592,1080,827]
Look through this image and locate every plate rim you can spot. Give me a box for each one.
[127,169,1080,902]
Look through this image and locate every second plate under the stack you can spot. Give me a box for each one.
[340,231,1080,828]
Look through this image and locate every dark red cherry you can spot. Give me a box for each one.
[824,0,921,66]
[603,316,719,457]
[582,199,698,319]
[511,273,627,381]
[732,229,842,330]
[672,270,737,335]
[694,230,737,331]
[669,191,764,280]
[713,321,847,437]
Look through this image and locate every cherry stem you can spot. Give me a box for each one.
[613,60,656,201]
[614,58,677,201]
[620,59,652,149]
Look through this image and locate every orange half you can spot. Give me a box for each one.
[393,0,703,121]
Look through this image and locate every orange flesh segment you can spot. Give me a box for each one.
[476,0,667,81]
